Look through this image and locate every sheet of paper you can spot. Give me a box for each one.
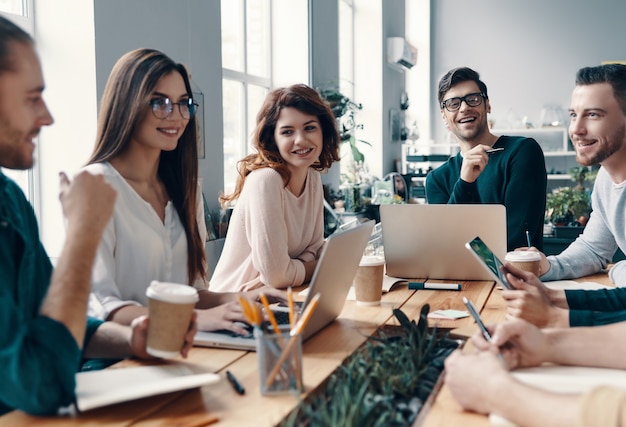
[427,309,469,320]
[75,364,220,411]
[489,365,626,426]
[543,279,614,291]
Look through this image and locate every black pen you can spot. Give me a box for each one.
[226,370,245,395]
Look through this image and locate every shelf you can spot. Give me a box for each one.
[544,151,576,157]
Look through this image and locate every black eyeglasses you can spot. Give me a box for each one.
[148,97,199,119]
[440,92,486,112]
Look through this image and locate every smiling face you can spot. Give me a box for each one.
[0,42,53,170]
[440,80,491,146]
[568,83,626,169]
[131,70,191,153]
[274,107,323,175]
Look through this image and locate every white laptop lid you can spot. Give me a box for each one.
[193,220,375,350]
[380,204,507,281]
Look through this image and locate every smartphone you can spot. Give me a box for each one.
[462,297,492,342]
[465,236,511,289]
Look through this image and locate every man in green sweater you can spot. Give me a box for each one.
[0,16,194,416]
[426,67,547,251]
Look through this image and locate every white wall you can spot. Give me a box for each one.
[430,0,626,144]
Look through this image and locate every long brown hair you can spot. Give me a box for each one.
[220,84,340,206]
[86,48,206,285]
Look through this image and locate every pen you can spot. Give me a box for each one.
[486,147,504,154]
[525,230,532,248]
[408,282,462,291]
[226,370,245,395]
[463,297,505,362]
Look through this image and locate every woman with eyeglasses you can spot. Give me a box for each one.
[83,48,284,335]
[209,84,341,292]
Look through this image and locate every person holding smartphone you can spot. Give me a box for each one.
[444,318,626,426]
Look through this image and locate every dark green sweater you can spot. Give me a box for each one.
[425,136,547,251]
[567,287,626,326]
[0,172,103,416]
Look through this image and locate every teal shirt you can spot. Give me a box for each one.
[425,136,547,251]
[0,172,102,415]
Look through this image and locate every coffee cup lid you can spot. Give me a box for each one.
[359,255,385,267]
[504,251,541,262]
[146,280,199,303]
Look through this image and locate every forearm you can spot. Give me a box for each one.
[83,322,132,359]
[489,376,580,427]
[108,304,149,325]
[544,324,626,368]
[40,226,102,347]
[197,289,237,308]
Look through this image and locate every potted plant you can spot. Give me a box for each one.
[546,166,596,238]
[318,85,374,212]
[278,305,460,427]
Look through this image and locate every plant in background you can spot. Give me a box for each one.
[317,85,371,184]
[546,166,596,226]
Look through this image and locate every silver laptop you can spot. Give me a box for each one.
[194,220,375,350]
[380,204,507,281]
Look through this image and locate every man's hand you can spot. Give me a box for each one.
[130,312,197,359]
[59,171,116,236]
[459,144,492,183]
[501,263,570,328]
[483,318,551,369]
[444,349,509,414]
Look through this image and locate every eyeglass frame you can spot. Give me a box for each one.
[147,96,199,119]
[440,92,486,112]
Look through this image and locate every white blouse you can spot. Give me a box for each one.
[85,162,206,320]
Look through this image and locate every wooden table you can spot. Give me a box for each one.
[421,271,615,427]
[0,273,610,426]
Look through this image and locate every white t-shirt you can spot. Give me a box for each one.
[209,167,324,292]
[85,162,207,320]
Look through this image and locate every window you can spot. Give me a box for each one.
[221,0,271,195]
[339,0,355,99]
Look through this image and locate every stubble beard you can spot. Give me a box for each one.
[0,116,35,170]
[575,126,626,167]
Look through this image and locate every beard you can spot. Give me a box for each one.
[575,126,626,166]
[0,116,36,170]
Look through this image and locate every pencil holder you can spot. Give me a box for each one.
[255,326,303,395]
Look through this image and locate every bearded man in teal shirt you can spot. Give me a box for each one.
[0,17,195,416]
[426,67,547,252]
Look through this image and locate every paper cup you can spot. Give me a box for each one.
[146,281,198,358]
[353,256,385,306]
[505,251,541,276]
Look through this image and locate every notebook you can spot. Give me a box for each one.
[74,364,220,412]
[379,204,507,281]
[193,219,376,350]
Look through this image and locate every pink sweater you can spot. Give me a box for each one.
[209,168,324,292]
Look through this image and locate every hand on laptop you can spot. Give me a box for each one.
[195,302,253,336]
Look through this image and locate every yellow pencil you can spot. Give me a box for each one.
[237,296,255,325]
[287,287,295,329]
[265,293,320,389]
[260,293,285,345]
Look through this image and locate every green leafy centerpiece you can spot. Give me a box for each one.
[279,305,460,426]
